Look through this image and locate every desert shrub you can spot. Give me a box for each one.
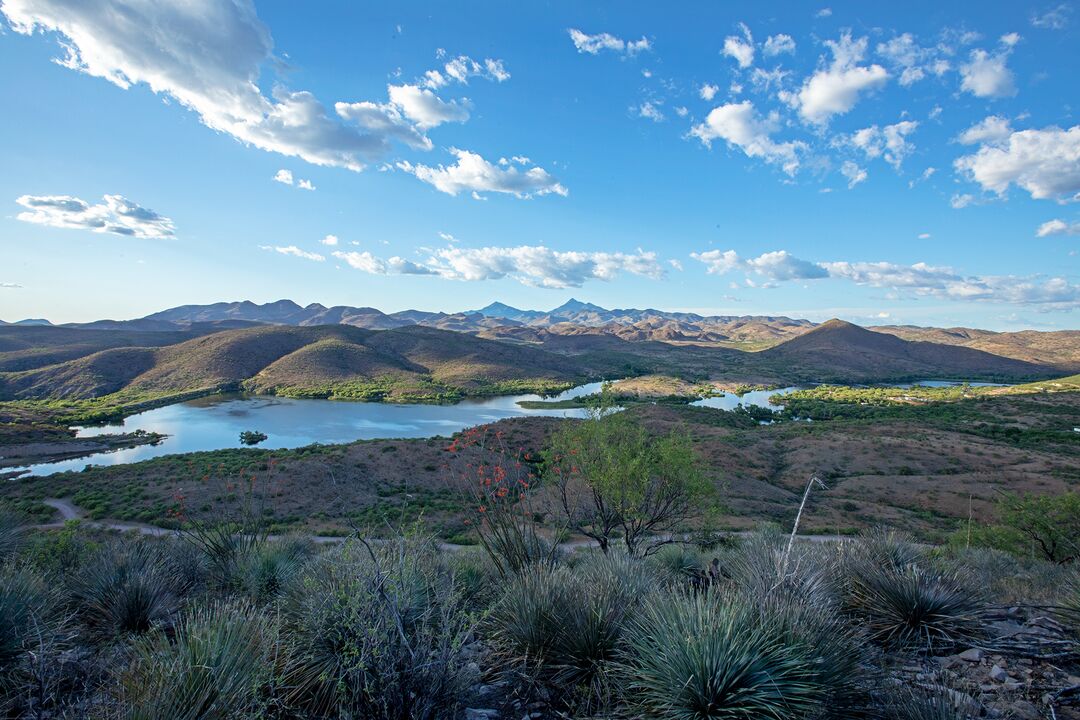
[238,536,313,604]
[936,546,1066,605]
[118,600,277,720]
[950,491,1080,564]
[448,547,501,606]
[1058,569,1080,637]
[281,537,476,720]
[619,592,829,719]
[882,685,966,720]
[69,539,187,642]
[651,544,704,582]
[0,509,24,562]
[21,521,100,573]
[723,531,835,607]
[0,565,70,712]
[492,551,661,712]
[842,557,986,653]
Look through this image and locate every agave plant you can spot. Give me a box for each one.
[119,600,276,720]
[69,539,187,642]
[620,592,827,720]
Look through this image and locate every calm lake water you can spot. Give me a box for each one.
[10,379,1000,477]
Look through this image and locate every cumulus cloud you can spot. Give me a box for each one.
[319,234,339,246]
[689,101,804,176]
[763,34,796,57]
[875,33,948,87]
[15,193,175,238]
[260,245,325,261]
[396,148,568,199]
[691,249,827,280]
[847,120,918,169]
[954,124,1080,202]
[959,45,1017,98]
[693,249,1080,308]
[722,23,755,68]
[567,28,650,56]
[1036,219,1080,236]
[699,83,720,101]
[956,116,1013,145]
[273,168,315,190]
[386,84,469,129]
[334,244,664,288]
[1,0,444,171]
[788,32,888,124]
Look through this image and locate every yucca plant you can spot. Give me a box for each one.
[882,685,965,720]
[0,508,24,562]
[843,560,986,653]
[652,544,704,582]
[0,564,70,715]
[69,539,187,642]
[281,537,476,720]
[620,592,826,719]
[238,536,313,604]
[492,551,661,712]
[119,600,277,720]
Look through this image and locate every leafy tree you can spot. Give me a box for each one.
[545,401,711,556]
[953,491,1080,564]
[239,430,267,446]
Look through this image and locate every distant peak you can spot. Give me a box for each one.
[552,298,607,313]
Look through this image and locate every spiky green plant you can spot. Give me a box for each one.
[0,509,24,562]
[238,536,313,604]
[281,537,475,720]
[69,539,186,642]
[843,560,986,652]
[0,565,68,712]
[492,551,663,712]
[883,686,965,720]
[620,592,826,719]
[652,544,704,581]
[119,600,276,720]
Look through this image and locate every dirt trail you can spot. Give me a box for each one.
[31,498,849,549]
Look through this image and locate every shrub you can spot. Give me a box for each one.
[118,600,277,720]
[723,531,835,607]
[492,551,661,712]
[281,537,476,719]
[842,558,986,653]
[0,565,69,712]
[882,686,966,720]
[238,536,313,604]
[651,544,704,582]
[620,592,827,719]
[69,539,187,642]
[0,509,24,562]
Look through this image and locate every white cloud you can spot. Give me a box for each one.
[397,148,568,199]
[1,0,437,171]
[954,125,1080,201]
[692,249,1080,308]
[674,106,689,118]
[699,83,719,101]
[319,234,339,246]
[386,83,469,129]
[335,244,665,288]
[1031,4,1071,29]
[568,28,650,56]
[638,101,664,122]
[959,47,1016,98]
[875,33,945,86]
[1036,219,1080,236]
[957,115,1013,145]
[841,160,867,188]
[260,245,325,261]
[950,193,976,209]
[1,282,22,289]
[790,32,888,124]
[689,101,804,176]
[274,168,315,190]
[722,23,755,68]
[918,233,932,239]
[691,249,828,280]
[15,193,175,238]
[763,34,796,57]
[847,120,919,168]
[816,8,832,18]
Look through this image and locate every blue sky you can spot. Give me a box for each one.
[0,0,1077,329]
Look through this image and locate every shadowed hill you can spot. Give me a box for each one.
[762,319,1049,381]
[0,324,586,402]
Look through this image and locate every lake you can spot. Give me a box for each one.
[8,379,998,476]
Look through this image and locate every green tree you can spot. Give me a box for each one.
[545,401,711,556]
[998,491,1080,564]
